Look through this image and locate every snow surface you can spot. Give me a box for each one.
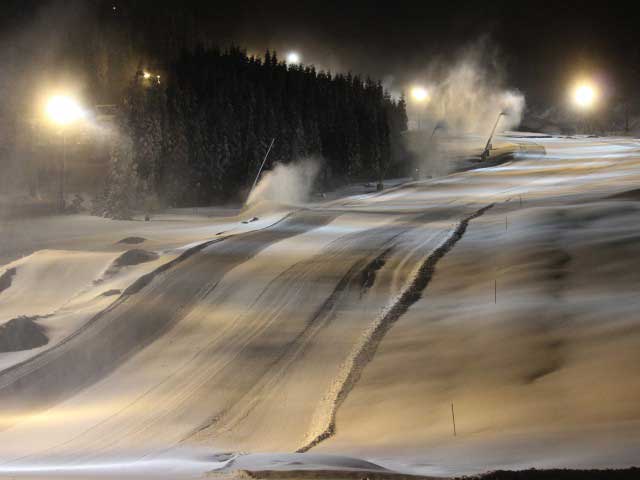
[0,136,639,479]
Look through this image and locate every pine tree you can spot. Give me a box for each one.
[98,134,139,220]
[104,45,409,208]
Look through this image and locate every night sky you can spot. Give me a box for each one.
[229,1,638,107]
[1,0,638,111]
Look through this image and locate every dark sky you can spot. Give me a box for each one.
[2,0,639,110]
[231,1,638,106]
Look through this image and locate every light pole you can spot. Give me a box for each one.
[481,111,506,162]
[286,51,301,65]
[45,95,85,212]
[410,86,429,129]
[571,82,597,134]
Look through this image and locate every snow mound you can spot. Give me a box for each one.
[0,316,48,352]
[0,250,117,323]
[112,249,159,268]
[215,453,389,473]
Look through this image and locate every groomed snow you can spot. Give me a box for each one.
[0,136,639,479]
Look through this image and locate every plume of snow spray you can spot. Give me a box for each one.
[407,42,525,176]
[426,57,525,135]
[246,158,321,208]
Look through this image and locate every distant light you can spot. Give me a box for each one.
[287,52,301,64]
[573,83,597,109]
[45,95,85,126]
[143,71,151,79]
[411,86,429,102]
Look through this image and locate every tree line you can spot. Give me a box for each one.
[98,46,408,216]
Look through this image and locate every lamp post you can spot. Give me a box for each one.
[45,95,85,212]
[571,83,597,134]
[286,51,301,65]
[410,86,429,129]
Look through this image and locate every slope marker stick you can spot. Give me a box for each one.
[451,403,457,436]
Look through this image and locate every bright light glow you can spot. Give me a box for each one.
[286,52,301,64]
[573,83,597,109]
[143,71,152,79]
[45,95,85,126]
[411,86,429,102]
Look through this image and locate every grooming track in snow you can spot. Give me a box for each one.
[297,204,494,452]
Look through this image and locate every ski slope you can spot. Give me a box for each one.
[1,136,639,479]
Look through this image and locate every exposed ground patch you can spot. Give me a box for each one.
[297,204,494,452]
[100,289,121,297]
[608,188,640,201]
[359,247,394,295]
[0,267,16,295]
[0,316,48,352]
[117,236,147,244]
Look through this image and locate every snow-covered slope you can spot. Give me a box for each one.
[0,136,639,479]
